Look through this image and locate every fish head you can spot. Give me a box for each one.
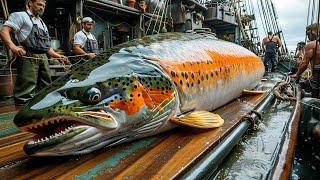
[13,57,177,156]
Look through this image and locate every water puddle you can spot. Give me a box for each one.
[214,99,295,179]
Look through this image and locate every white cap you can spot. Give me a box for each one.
[82,17,95,24]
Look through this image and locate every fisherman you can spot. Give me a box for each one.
[291,23,320,98]
[73,17,99,60]
[291,42,306,74]
[261,31,282,72]
[0,0,68,106]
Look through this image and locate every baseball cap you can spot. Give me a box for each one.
[82,17,95,24]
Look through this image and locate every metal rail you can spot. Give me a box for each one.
[181,93,275,179]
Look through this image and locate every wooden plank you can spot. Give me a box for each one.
[0,132,33,148]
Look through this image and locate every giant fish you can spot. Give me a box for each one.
[14,33,264,156]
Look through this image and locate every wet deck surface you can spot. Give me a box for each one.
[0,76,280,179]
[216,100,296,179]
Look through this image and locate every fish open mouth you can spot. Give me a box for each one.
[23,116,89,155]
[22,110,117,155]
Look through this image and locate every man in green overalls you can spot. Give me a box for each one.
[0,0,68,105]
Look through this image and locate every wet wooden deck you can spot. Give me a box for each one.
[0,79,276,179]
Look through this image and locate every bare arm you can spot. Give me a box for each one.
[0,26,26,57]
[73,44,95,59]
[47,48,68,62]
[293,43,313,77]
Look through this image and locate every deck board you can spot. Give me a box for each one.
[0,78,276,179]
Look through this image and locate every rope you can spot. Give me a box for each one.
[314,0,320,63]
[257,0,267,35]
[306,0,312,44]
[6,53,91,90]
[157,0,168,33]
[273,81,297,101]
[151,0,166,34]
[146,0,163,34]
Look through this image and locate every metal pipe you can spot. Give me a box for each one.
[85,0,158,19]
[181,93,275,179]
[85,0,140,15]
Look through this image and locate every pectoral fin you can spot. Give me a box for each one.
[243,89,266,95]
[170,111,224,128]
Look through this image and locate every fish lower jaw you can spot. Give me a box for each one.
[24,126,88,155]
[28,125,76,145]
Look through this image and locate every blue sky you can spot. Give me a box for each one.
[253,0,309,52]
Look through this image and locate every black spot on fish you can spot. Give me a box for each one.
[162,87,165,90]
[180,80,183,85]
[130,94,133,97]
[215,71,219,76]
[211,72,214,77]
[130,99,133,101]
[185,73,188,79]
[115,83,118,87]
[122,82,126,85]
[174,82,177,86]
[201,76,204,81]
[198,80,201,84]
[134,85,138,89]
[123,88,126,91]
[191,82,194,87]
[114,96,118,99]
[171,71,177,77]
[181,72,185,78]
[110,100,114,102]
[138,94,141,97]
[191,73,194,79]
[187,82,189,87]
[108,82,111,86]
[206,74,209,80]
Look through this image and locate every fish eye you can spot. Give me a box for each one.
[82,87,102,103]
